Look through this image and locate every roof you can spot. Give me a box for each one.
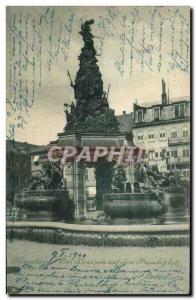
[134,97,190,110]
[6,140,42,154]
[30,144,52,155]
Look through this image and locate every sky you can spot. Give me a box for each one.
[6,6,190,145]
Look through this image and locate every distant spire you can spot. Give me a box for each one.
[161,78,167,106]
[162,79,166,94]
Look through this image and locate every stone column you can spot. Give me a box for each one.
[73,160,87,220]
[63,160,87,220]
[63,163,74,199]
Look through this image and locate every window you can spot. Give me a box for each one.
[160,149,166,159]
[182,170,190,178]
[171,131,177,138]
[148,150,155,161]
[171,150,178,158]
[138,133,143,141]
[182,149,190,157]
[148,133,154,140]
[154,108,160,120]
[167,151,170,158]
[155,152,159,158]
[183,129,189,137]
[160,131,166,139]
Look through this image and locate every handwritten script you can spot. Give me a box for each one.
[7,7,75,140]
[7,241,189,294]
[6,6,190,140]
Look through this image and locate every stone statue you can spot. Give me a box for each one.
[64,19,120,134]
[29,163,63,190]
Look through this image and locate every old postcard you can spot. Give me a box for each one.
[6,6,191,295]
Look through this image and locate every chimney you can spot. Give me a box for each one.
[123,111,126,115]
[161,79,167,106]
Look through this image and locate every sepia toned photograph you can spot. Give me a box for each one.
[6,5,191,295]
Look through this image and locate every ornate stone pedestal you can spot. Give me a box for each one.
[58,132,130,220]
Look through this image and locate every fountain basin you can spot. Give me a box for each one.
[103,192,169,219]
[14,189,74,221]
[164,187,186,209]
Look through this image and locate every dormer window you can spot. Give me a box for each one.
[136,110,143,123]
[175,104,185,118]
[154,107,160,121]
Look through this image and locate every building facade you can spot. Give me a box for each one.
[6,140,40,207]
[132,80,190,179]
